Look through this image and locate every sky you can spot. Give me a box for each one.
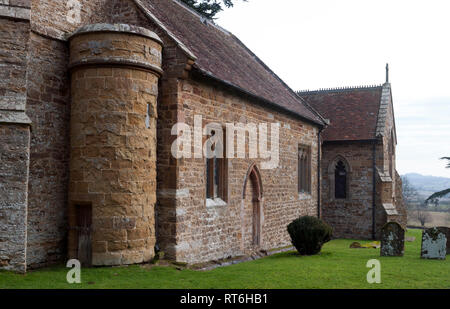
[215,0,450,178]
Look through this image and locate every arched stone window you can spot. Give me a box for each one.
[298,146,311,194]
[206,127,228,202]
[328,156,351,200]
[335,161,347,199]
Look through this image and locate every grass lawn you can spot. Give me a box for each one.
[0,229,448,289]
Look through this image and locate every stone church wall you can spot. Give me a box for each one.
[24,32,71,268]
[23,0,116,269]
[321,142,375,239]
[0,124,30,273]
[0,1,32,273]
[171,77,320,263]
[1,0,335,270]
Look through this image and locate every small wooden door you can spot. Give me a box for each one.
[242,164,263,252]
[76,204,92,267]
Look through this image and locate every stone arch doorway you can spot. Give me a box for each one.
[241,163,264,253]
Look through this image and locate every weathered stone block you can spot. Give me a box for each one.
[421,228,447,260]
[437,227,450,255]
[380,222,404,257]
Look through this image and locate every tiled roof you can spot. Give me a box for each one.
[298,86,383,141]
[135,0,324,125]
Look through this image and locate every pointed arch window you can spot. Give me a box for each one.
[335,161,347,199]
[206,128,227,201]
[298,146,311,194]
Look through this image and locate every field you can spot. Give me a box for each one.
[0,229,448,289]
[408,211,450,228]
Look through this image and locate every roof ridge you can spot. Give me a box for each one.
[229,33,325,125]
[297,84,383,95]
[136,0,325,127]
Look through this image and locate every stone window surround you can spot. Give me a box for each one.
[328,155,352,201]
[204,126,229,207]
[298,143,312,197]
[206,197,227,208]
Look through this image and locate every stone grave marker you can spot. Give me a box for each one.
[421,227,447,260]
[380,221,405,257]
[437,227,450,255]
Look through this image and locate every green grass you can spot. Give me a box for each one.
[1,229,448,289]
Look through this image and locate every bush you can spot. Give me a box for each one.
[287,216,333,255]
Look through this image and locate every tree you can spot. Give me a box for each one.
[416,204,431,227]
[426,197,440,210]
[426,157,450,201]
[402,176,419,210]
[180,0,246,19]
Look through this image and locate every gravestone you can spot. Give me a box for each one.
[421,228,447,260]
[437,227,450,255]
[380,222,405,257]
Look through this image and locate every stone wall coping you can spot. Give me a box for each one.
[67,23,163,45]
[377,168,393,183]
[0,110,31,125]
[382,203,399,215]
[0,3,30,21]
[0,1,31,8]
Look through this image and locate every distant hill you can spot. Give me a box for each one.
[402,173,450,201]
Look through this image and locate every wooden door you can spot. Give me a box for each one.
[76,204,92,267]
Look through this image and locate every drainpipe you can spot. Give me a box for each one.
[372,141,377,240]
[317,128,323,218]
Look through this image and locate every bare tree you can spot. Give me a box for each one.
[402,176,419,210]
[416,204,431,227]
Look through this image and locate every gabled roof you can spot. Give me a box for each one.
[134,0,324,125]
[298,85,384,142]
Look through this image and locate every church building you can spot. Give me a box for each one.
[299,78,407,240]
[0,0,406,273]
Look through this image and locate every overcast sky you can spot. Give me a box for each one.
[216,0,450,178]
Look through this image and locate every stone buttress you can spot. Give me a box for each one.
[0,0,32,273]
[67,24,162,266]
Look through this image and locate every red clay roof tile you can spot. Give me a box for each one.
[299,87,382,141]
[138,0,324,125]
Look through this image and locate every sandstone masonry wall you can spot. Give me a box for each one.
[173,78,319,263]
[0,1,32,272]
[0,124,30,272]
[25,32,71,268]
[321,142,375,239]
[24,0,121,268]
[67,25,162,266]
[98,0,202,260]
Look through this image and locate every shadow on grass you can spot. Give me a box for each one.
[268,250,333,260]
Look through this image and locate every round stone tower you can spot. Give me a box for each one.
[67,24,162,266]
